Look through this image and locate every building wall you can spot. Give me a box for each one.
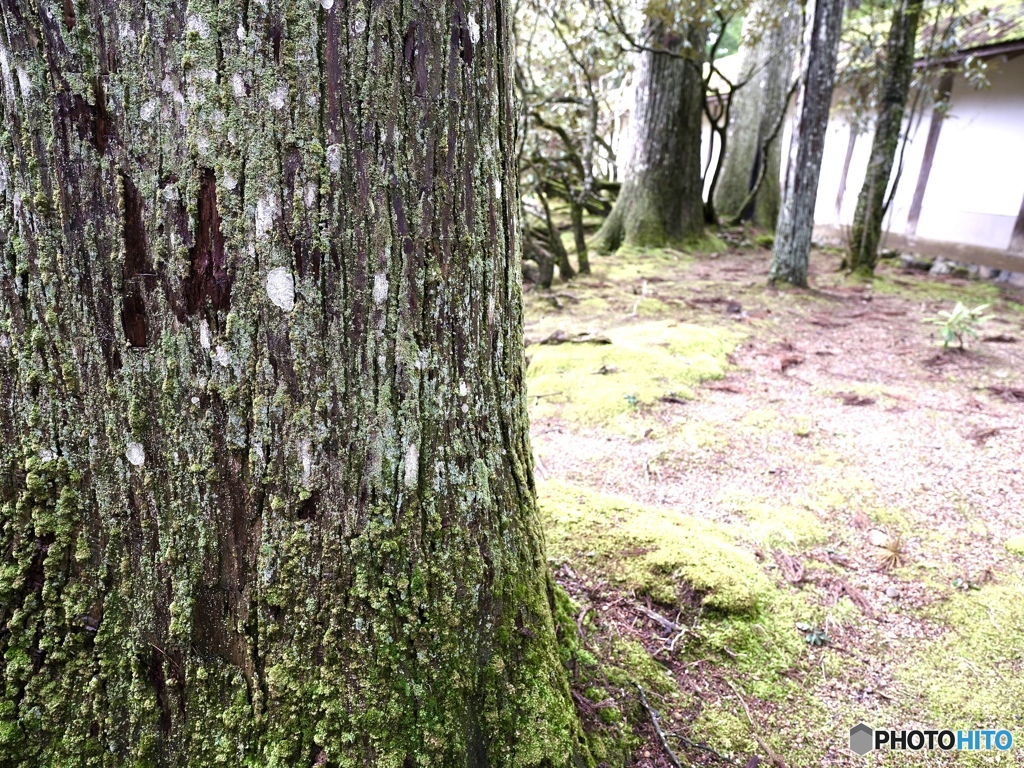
[812,52,1024,255]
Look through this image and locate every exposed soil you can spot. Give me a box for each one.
[525,237,1024,767]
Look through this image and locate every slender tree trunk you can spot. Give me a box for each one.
[834,128,860,218]
[769,0,845,286]
[846,0,924,274]
[593,23,705,251]
[714,1,799,228]
[0,1,586,765]
[569,201,591,274]
[701,92,729,226]
[539,189,576,281]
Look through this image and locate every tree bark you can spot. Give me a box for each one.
[539,189,576,282]
[0,1,586,765]
[846,0,924,274]
[592,23,705,251]
[768,0,845,287]
[714,1,799,228]
[569,201,591,274]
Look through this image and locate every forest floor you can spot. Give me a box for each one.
[523,232,1024,767]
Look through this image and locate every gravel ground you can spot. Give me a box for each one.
[527,242,1024,767]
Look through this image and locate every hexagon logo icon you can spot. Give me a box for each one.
[850,722,874,756]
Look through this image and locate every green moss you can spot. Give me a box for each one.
[739,407,781,430]
[871,273,1001,305]
[679,232,728,254]
[526,321,738,426]
[601,247,691,281]
[633,297,676,317]
[692,591,807,699]
[549,586,673,767]
[540,481,770,613]
[690,709,754,755]
[717,496,827,549]
[1005,536,1024,556]
[895,575,1024,728]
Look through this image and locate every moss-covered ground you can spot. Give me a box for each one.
[527,228,1024,766]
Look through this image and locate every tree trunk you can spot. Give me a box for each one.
[539,189,576,282]
[593,24,705,251]
[769,0,845,287]
[0,1,586,765]
[846,0,924,274]
[569,201,591,274]
[714,2,799,228]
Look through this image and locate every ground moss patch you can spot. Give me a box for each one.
[895,574,1024,729]
[552,585,688,767]
[539,481,770,613]
[526,321,738,426]
[1005,536,1024,556]
[871,273,1001,307]
[717,495,828,549]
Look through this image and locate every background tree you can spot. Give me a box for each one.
[515,0,623,282]
[712,0,800,227]
[592,4,708,250]
[768,0,845,286]
[0,0,587,764]
[846,0,925,273]
[839,0,1011,273]
[698,3,753,225]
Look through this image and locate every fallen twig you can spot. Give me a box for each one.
[635,684,685,768]
[705,381,746,393]
[838,392,875,406]
[723,678,787,768]
[633,604,684,634]
[987,385,1024,403]
[772,551,804,585]
[660,394,689,405]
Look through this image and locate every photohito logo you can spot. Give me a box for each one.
[849,723,1014,755]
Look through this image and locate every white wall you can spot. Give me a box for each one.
[812,53,1024,252]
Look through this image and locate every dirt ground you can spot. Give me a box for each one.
[523,235,1024,767]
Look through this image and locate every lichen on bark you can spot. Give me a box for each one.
[0,0,588,765]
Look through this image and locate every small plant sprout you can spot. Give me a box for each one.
[875,529,908,571]
[924,302,993,349]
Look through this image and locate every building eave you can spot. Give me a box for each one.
[917,36,1024,68]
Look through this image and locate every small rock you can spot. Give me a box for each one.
[885,586,900,599]
[868,529,890,547]
[899,254,933,271]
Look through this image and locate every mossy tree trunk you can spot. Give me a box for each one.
[713,0,798,229]
[0,1,587,766]
[592,23,705,251]
[845,0,924,274]
[768,0,845,287]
